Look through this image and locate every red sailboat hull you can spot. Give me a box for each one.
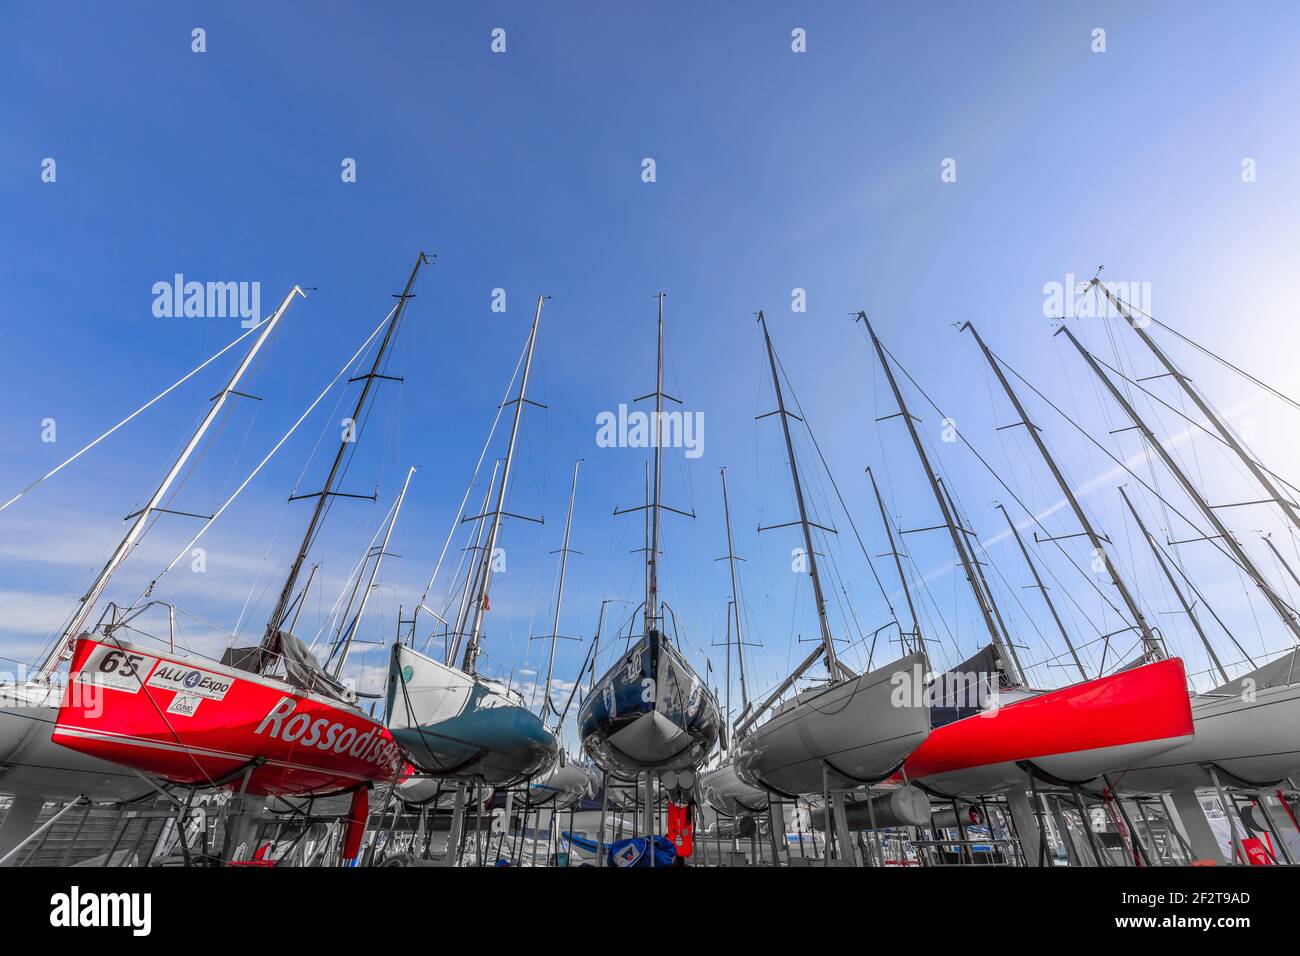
[898,657,1195,798]
[52,636,406,797]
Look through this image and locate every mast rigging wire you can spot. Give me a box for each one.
[769,341,900,633]
[1106,291,1300,414]
[870,336,1133,623]
[979,340,1300,620]
[1081,349,1300,504]
[0,318,271,513]
[412,328,529,651]
[123,311,394,613]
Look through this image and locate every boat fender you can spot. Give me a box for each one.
[930,804,983,829]
[811,786,931,831]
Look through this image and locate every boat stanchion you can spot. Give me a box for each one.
[474,784,486,866]
[1067,787,1106,866]
[1101,774,1152,866]
[363,765,405,867]
[766,797,785,866]
[1158,798,1198,864]
[595,781,609,868]
[173,789,196,868]
[1004,785,1046,867]
[218,762,269,865]
[820,766,832,867]
[422,782,443,860]
[1208,766,1247,864]
[831,793,858,867]
[1045,795,1083,866]
[1132,799,1167,865]
[1252,791,1295,865]
[442,783,467,868]
[1165,791,1226,863]
[564,800,576,868]
[1027,775,1058,866]
[950,796,973,865]
[862,791,883,867]
[414,805,427,861]
[511,778,532,864]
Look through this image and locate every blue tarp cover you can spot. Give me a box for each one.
[563,832,677,867]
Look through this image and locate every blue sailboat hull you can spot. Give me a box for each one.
[578,630,720,778]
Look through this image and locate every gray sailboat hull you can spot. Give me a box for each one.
[701,759,769,816]
[1108,682,1300,794]
[734,652,930,797]
[527,758,596,809]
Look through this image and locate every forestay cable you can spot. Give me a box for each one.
[0,319,269,512]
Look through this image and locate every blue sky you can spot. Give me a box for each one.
[4,2,1300,743]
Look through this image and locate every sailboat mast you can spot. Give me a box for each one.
[329,465,416,679]
[646,293,666,636]
[719,467,750,710]
[1093,278,1300,536]
[961,320,1163,662]
[541,459,581,715]
[719,468,748,750]
[866,465,925,657]
[996,503,1088,681]
[1262,535,1300,591]
[1117,485,1228,684]
[286,562,319,635]
[264,253,428,646]
[447,460,500,665]
[758,311,844,679]
[462,295,545,674]
[589,599,611,696]
[722,602,733,753]
[36,285,305,681]
[1059,324,1300,644]
[941,477,1025,680]
[860,314,1021,683]
[642,462,651,627]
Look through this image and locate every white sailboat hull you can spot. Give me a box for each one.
[734,652,930,798]
[701,760,769,816]
[528,760,595,809]
[386,644,559,788]
[1108,684,1300,794]
[391,776,494,809]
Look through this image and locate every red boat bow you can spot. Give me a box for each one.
[898,657,1195,795]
